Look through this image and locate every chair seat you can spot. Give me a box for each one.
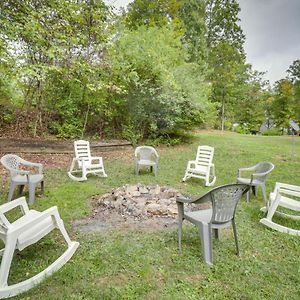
[12,174,43,184]
[85,163,104,170]
[187,165,208,174]
[13,211,54,247]
[185,209,212,223]
[237,177,263,186]
[270,192,300,211]
[0,197,79,297]
[138,159,157,166]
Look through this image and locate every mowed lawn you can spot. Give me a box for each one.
[1,131,299,299]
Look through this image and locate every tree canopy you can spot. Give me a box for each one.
[0,0,298,140]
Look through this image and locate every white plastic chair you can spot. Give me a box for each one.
[182,145,216,186]
[176,184,249,265]
[134,146,159,177]
[0,154,44,204]
[260,182,300,236]
[237,162,274,202]
[68,140,107,181]
[0,197,79,298]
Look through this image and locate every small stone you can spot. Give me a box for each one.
[132,191,141,197]
[139,186,149,194]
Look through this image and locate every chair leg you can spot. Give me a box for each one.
[54,216,73,246]
[246,190,250,202]
[41,181,44,194]
[153,165,157,177]
[135,163,139,175]
[28,184,37,204]
[198,223,213,266]
[251,186,256,197]
[232,220,240,256]
[177,203,184,254]
[0,237,17,287]
[261,184,267,203]
[18,185,25,196]
[213,228,219,239]
[182,169,189,182]
[178,220,183,254]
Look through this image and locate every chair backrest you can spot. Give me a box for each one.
[0,154,21,177]
[74,140,91,165]
[254,162,274,181]
[135,146,158,161]
[210,184,248,224]
[195,145,214,167]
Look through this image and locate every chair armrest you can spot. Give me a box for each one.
[90,156,103,163]
[16,170,30,176]
[187,160,196,168]
[9,206,60,235]
[0,197,29,214]
[21,160,43,174]
[177,192,211,205]
[239,166,256,172]
[238,165,256,177]
[0,197,30,227]
[176,196,195,204]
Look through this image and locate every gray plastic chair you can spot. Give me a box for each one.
[134,146,159,177]
[237,162,274,202]
[176,184,249,266]
[0,154,44,204]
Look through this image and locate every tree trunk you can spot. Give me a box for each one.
[81,85,88,138]
[221,89,225,131]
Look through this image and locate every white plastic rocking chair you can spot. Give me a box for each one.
[68,140,107,181]
[260,182,300,236]
[0,197,79,298]
[182,145,216,186]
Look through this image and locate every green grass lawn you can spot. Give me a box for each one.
[1,131,300,299]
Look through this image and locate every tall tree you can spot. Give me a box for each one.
[205,0,247,130]
[272,79,294,132]
[0,0,113,136]
[286,59,300,122]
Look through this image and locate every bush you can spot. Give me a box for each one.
[262,128,282,136]
[235,124,250,134]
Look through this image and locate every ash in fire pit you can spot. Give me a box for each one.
[74,184,205,233]
[94,184,184,220]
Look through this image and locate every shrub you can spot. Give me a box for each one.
[262,128,282,136]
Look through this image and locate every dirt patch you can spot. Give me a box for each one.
[74,184,183,233]
[73,210,178,234]
[0,138,192,233]
[74,184,209,234]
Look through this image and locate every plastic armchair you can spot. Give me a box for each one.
[134,146,159,177]
[68,140,107,181]
[176,184,249,265]
[0,196,79,298]
[0,154,44,204]
[237,162,274,202]
[260,182,300,235]
[182,145,216,186]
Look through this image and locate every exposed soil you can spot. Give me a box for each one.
[0,137,186,233]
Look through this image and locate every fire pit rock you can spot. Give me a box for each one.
[93,184,185,220]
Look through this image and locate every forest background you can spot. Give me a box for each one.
[0,0,299,144]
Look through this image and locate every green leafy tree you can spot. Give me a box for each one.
[286,59,300,122]
[205,0,245,53]
[205,0,248,130]
[107,26,210,141]
[272,79,294,132]
[0,0,113,137]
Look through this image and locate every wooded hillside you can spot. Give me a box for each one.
[0,0,299,142]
